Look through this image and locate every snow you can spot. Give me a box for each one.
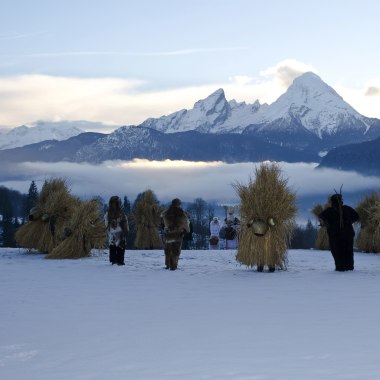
[1,247,380,380]
[0,121,84,150]
[0,120,112,151]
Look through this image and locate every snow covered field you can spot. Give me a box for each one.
[1,247,380,380]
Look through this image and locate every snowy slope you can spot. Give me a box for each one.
[1,247,380,380]
[0,121,108,150]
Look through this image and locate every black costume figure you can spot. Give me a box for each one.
[319,194,359,271]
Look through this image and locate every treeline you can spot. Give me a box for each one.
[1,181,318,249]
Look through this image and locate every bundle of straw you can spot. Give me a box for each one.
[47,199,106,259]
[356,193,380,253]
[234,162,297,269]
[133,190,163,249]
[15,178,79,253]
[311,203,330,250]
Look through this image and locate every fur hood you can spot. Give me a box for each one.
[161,206,190,233]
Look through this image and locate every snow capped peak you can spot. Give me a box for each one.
[289,71,342,101]
[193,88,226,111]
[0,121,84,150]
[259,71,369,138]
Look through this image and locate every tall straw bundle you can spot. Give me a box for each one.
[311,203,330,250]
[234,163,297,269]
[368,199,380,252]
[133,190,163,249]
[356,192,380,253]
[15,219,45,250]
[47,199,106,259]
[15,178,79,253]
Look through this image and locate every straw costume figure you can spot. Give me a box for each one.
[235,163,297,272]
[318,190,359,271]
[15,178,79,254]
[355,192,380,253]
[161,198,190,270]
[47,199,106,259]
[312,202,330,250]
[133,190,162,249]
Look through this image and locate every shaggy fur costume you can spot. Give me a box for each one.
[161,204,190,270]
[133,190,162,249]
[105,196,129,265]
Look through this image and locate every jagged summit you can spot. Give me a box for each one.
[140,88,231,133]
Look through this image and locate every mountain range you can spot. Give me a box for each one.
[318,136,380,175]
[1,72,380,173]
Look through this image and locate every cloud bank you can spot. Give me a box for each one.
[1,160,379,206]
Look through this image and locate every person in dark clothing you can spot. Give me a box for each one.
[318,193,359,271]
[105,196,129,265]
[161,198,190,270]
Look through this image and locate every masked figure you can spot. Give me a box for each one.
[319,193,359,271]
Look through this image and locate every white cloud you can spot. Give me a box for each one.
[260,59,319,87]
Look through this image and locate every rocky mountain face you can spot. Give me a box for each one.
[0,132,105,162]
[0,128,317,164]
[74,126,317,164]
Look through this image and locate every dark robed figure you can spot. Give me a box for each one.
[319,194,359,271]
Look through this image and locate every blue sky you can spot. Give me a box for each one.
[1,0,380,131]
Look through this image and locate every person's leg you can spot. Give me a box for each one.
[169,241,182,270]
[116,246,125,265]
[329,238,342,271]
[109,245,116,264]
[342,236,354,271]
[164,244,170,269]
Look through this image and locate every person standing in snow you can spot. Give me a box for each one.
[223,207,240,249]
[161,198,190,270]
[104,196,129,266]
[133,189,163,249]
[318,192,359,271]
[209,216,221,249]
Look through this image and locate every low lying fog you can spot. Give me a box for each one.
[1,160,379,207]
